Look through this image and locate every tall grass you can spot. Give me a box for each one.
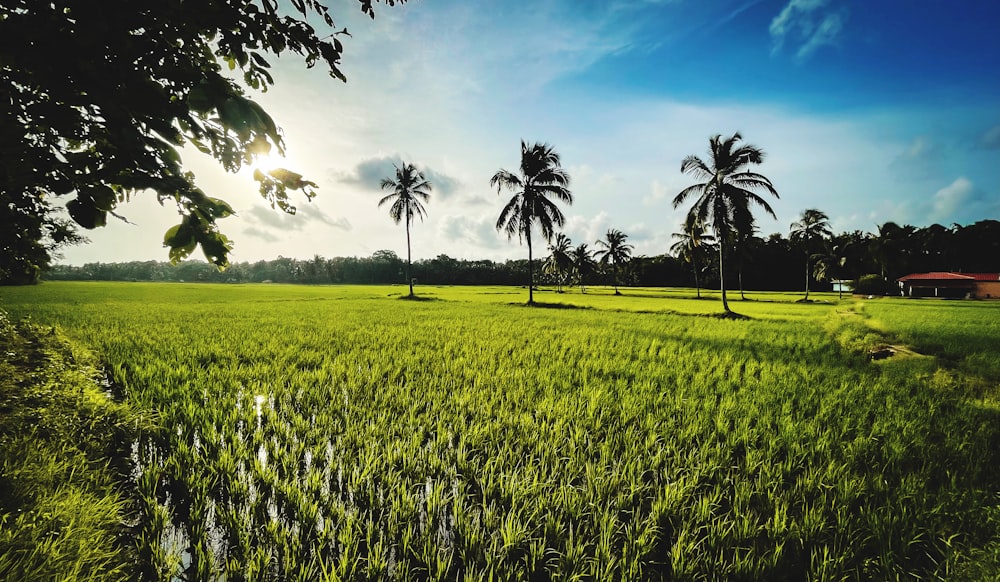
[861,299,1000,397]
[0,310,141,582]
[1,282,998,580]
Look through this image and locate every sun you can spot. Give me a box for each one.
[250,151,283,175]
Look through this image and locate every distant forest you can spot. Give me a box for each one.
[46,220,1000,293]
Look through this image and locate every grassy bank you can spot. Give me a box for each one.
[0,310,143,581]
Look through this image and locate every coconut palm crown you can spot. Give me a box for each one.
[672,132,778,313]
[595,228,634,295]
[670,215,715,299]
[379,163,432,297]
[544,233,574,292]
[789,208,832,300]
[492,140,573,304]
[569,243,596,293]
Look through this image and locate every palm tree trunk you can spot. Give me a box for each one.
[406,219,413,297]
[804,256,810,300]
[614,262,620,295]
[693,256,701,299]
[739,264,745,300]
[526,227,534,305]
[719,243,730,313]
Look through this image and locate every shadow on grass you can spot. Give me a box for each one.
[701,310,752,320]
[394,294,443,302]
[509,301,594,310]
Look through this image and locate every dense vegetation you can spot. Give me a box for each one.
[1,0,405,282]
[40,220,1000,293]
[0,310,142,581]
[1,282,998,580]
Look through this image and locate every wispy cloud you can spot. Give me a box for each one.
[929,177,974,223]
[642,179,673,207]
[711,0,768,33]
[243,227,281,243]
[769,0,848,62]
[889,136,942,178]
[979,125,1000,150]
[243,203,351,238]
[437,214,504,250]
[337,155,460,198]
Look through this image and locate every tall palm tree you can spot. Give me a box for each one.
[813,243,849,299]
[569,243,595,293]
[594,229,634,295]
[789,208,832,301]
[672,132,778,313]
[492,140,573,304]
[543,233,574,292]
[379,163,432,297]
[670,215,715,298]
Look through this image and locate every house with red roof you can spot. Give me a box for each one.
[897,272,1000,299]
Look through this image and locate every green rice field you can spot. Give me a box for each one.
[2,282,999,581]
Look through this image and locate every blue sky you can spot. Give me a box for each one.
[63,0,1000,265]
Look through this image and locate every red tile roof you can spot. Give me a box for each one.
[897,272,1000,282]
[898,272,974,281]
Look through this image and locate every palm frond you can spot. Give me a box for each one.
[496,196,523,240]
[672,183,709,208]
[680,155,713,178]
[490,169,522,192]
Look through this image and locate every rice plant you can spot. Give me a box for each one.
[1,282,999,580]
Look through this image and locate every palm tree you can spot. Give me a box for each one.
[379,163,432,297]
[543,233,574,292]
[670,215,715,298]
[672,132,778,313]
[732,231,762,300]
[789,208,832,301]
[872,221,915,281]
[569,243,595,293]
[813,243,849,299]
[729,199,760,300]
[594,229,634,295]
[492,141,573,304]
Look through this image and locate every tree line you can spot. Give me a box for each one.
[43,218,1000,292]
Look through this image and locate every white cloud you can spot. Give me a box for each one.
[769,0,847,61]
[930,177,974,223]
[437,214,504,251]
[796,11,846,61]
[642,179,673,206]
[563,211,612,247]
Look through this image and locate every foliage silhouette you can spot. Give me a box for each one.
[673,132,779,313]
[543,233,574,293]
[790,209,833,301]
[379,163,432,297]
[671,215,716,299]
[492,141,574,304]
[569,243,596,293]
[0,0,403,281]
[595,229,634,295]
